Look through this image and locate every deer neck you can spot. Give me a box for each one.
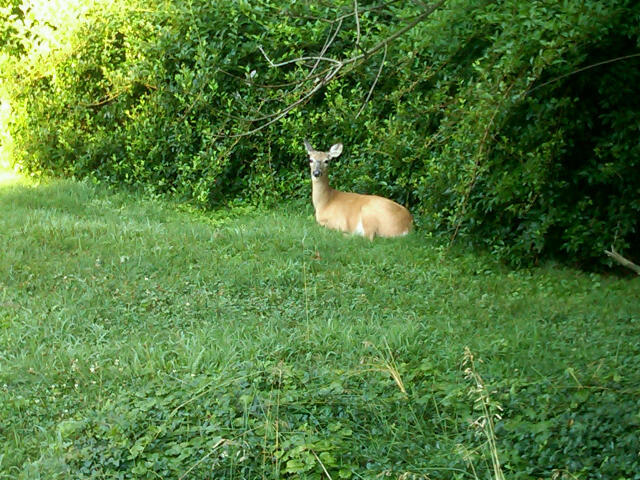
[312,174,335,211]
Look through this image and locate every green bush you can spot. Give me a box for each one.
[3,0,639,267]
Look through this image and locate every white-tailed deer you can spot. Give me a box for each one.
[304,140,412,240]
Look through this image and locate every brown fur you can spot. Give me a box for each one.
[304,140,412,240]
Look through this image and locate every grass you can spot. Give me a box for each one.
[1,170,639,479]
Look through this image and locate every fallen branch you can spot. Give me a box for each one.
[605,247,640,275]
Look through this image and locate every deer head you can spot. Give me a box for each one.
[304,139,343,180]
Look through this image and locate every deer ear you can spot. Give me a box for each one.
[328,143,343,159]
[303,139,315,154]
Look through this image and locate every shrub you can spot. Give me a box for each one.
[3,0,639,267]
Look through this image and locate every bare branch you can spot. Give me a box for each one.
[229,65,343,137]
[292,1,403,24]
[242,67,336,122]
[357,43,387,118]
[343,0,446,67]
[354,0,361,47]
[411,0,430,10]
[251,19,342,103]
[524,53,640,97]
[258,46,342,68]
[305,18,344,82]
[605,247,640,275]
[232,0,447,137]
[449,74,519,247]
[311,450,334,480]
[217,66,331,90]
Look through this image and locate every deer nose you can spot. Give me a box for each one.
[313,169,322,178]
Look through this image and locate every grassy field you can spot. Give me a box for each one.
[1,170,639,479]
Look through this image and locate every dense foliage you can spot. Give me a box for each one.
[2,0,639,266]
[52,361,640,479]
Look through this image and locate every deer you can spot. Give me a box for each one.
[304,139,413,240]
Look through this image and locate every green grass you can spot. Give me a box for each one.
[1,171,639,479]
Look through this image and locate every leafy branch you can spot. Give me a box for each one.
[230,0,446,137]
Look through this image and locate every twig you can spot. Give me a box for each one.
[305,18,344,83]
[242,66,335,122]
[448,72,520,247]
[80,82,157,108]
[342,0,446,67]
[411,0,430,9]
[217,66,332,90]
[179,439,227,480]
[356,42,387,118]
[300,0,403,25]
[259,46,343,68]
[354,0,361,48]
[312,450,334,480]
[524,53,640,96]
[229,66,342,137]
[605,247,640,275]
[234,1,446,138]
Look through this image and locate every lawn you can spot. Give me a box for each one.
[1,170,638,479]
